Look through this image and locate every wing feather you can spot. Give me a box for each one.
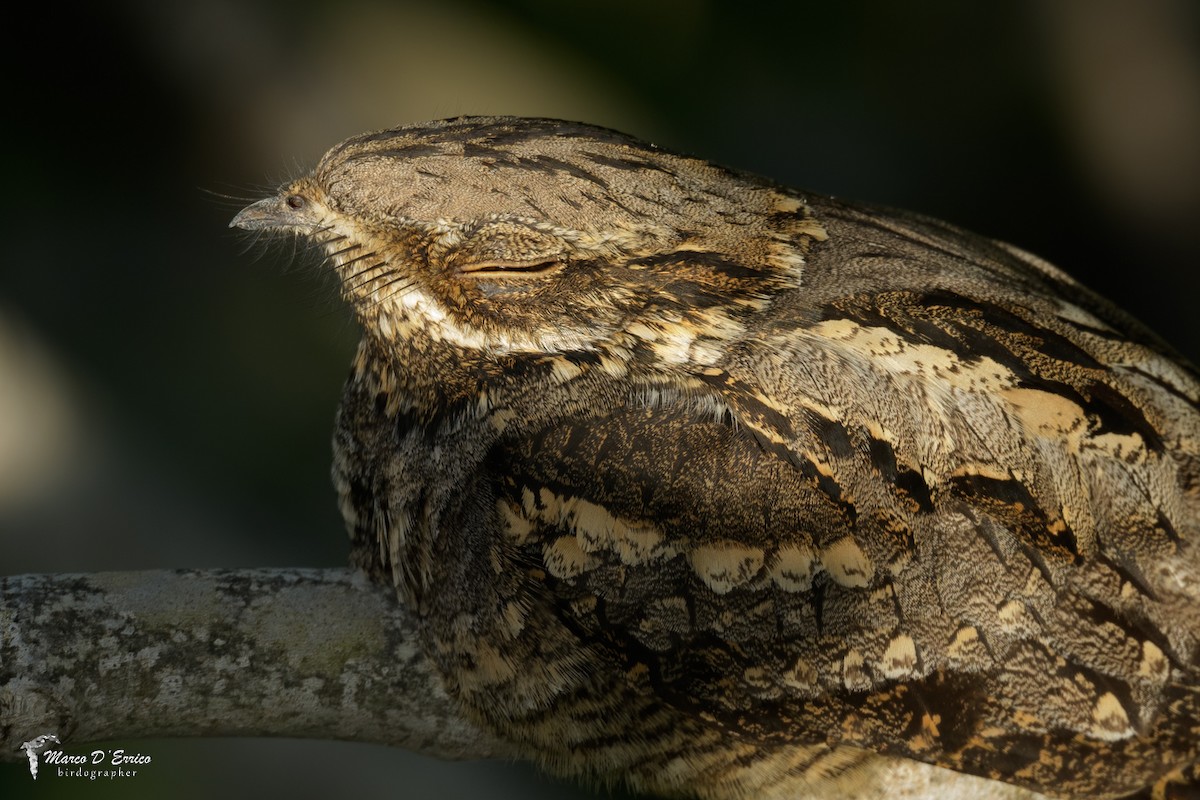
[478,207,1200,791]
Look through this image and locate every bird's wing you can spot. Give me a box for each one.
[483,204,1200,790]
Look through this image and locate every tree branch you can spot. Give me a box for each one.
[0,567,1043,799]
[0,568,513,761]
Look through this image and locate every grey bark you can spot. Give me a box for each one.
[0,568,512,761]
[0,567,1041,799]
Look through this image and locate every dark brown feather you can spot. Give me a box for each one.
[233,117,1200,799]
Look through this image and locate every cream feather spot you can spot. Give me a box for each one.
[690,543,765,594]
[497,498,534,543]
[610,517,666,565]
[820,537,875,588]
[520,487,672,566]
[1138,640,1170,682]
[769,544,817,592]
[842,649,871,691]
[1002,387,1087,439]
[544,535,595,579]
[807,320,1016,391]
[881,634,918,679]
[947,625,980,660]
[997,600,1028,628]
[1090,692,1135,741]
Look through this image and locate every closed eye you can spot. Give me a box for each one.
[457,259,563,278]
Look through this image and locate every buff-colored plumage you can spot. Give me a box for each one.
[233,117,1200,799]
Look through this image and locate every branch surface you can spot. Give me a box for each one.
[0,568,512,761]
[0,567,1042,799]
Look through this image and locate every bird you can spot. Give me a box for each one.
[231,117,1200,799]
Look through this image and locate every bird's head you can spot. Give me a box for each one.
[233,117,826,368]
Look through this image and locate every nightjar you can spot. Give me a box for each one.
[232,117,1200,799]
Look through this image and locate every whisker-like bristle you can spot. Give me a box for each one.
[337,251,379,273]
[344,262,390,295]
[328,243,364,259]
[198,185,268,205]
[307,235,348,252]
[370,275,417,308]
[232,229,272,260]
[342,260,385,289]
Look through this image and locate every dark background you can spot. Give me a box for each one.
[2,1,1198,798]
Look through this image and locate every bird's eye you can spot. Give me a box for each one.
[451,221,566,280]
[286,195,307,210]
[457,259,562,278]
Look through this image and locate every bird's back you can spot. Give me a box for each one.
[235,116,1200,799]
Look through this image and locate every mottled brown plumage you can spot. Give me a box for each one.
[232,117,1200,799]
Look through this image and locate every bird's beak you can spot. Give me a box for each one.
[230,197,286,230]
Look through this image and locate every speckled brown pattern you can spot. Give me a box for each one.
[233,117,1200,799]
